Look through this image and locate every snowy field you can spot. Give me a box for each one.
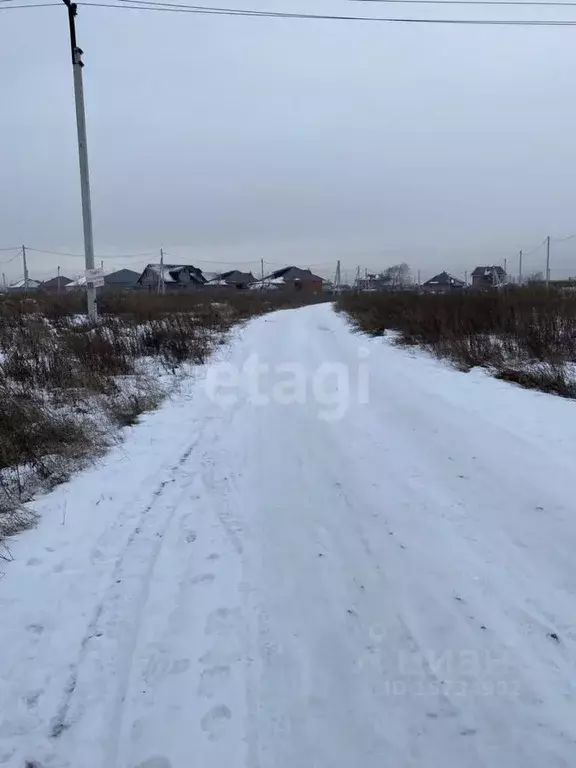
[1,303,576,767]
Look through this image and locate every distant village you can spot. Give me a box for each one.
[1,261,568,295]
[0,264,325,294]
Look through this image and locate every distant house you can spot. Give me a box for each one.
[8,278,42,292]
[471,266,507,289]
[39,275,72,292]
[136,264,206,291]
[354,273,385,292]
[422,271,465,294]
[261,266,323,293]
[65,276,89,290]
[104,268,140,290]
[208,270,256,289]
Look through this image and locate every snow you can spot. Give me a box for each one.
[8,279,42,290]
[2,303,576,767]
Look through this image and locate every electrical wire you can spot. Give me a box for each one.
[351,0,576,6]
[551,232,576,242]
[521,238,547,255]
[161,255,262,264]
[77,1,576,23]
[0,251,22,267]
[26,247,159,258]
[4,0,576,23]
[0,3,61,9]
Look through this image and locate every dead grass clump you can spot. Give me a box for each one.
[338,286,576,397]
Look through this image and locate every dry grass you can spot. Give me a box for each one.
[0,288,328,540]
[337,286,576,395]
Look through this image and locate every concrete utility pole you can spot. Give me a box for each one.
[22,244,29,292]
[545,235,551,286]
[518,250,523,284]
[2,273,6,292]
[159,248,165,294]
[334,260,341,293]
[63,0,97,320]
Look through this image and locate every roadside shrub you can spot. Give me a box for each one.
[337,286,576,396]
[0,286,330,540]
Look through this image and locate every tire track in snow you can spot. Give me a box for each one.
[105,418,238,768]
[48,433,206,749]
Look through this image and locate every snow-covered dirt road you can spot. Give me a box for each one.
[2,302,576,768]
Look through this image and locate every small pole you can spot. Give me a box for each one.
[22,244,29,293]
[159,248,165,294]
[546,235,551,286]
[504,257,507,280]
[261,258,264,285]
[518,250,523,284]
[57,265,61,294]
[465,269,468,286]
[334,259,341,293]
[417,269,421,287]
[63,0,97,319]
[2,273,6,292]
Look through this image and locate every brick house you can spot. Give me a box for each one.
[264,266,323,293]
[422,272,465,294]
[471,266,507,289]
[137,264,206,291]
[208,270,256,289]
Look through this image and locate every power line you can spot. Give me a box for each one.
[0,251,22,267]
[26,247,159,258]
[521,238,547,255]
[0,3,60,9]
[161,254,262,264]
[77,1,576,23]
[4,0,576,23]
[551,232,576,242]
[351,0,576,6]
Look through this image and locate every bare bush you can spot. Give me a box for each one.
[337,286,576,395]
[0,288,330,541]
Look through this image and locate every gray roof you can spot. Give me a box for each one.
[40,275,73,288]
[137,264,206,284]
[267,266,323,282]
[472,265,506,277]
[423,271,464,287]
[104,269,140,285]
[216,270,256,284]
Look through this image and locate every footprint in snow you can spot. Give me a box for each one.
[26,624,44,635]
[201,704,232,740]
[168,658,191,675]
[205,608,241,636]
[198,665,231,698]
[191,573,215,586]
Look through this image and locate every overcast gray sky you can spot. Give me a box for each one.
[2,0,576,283]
